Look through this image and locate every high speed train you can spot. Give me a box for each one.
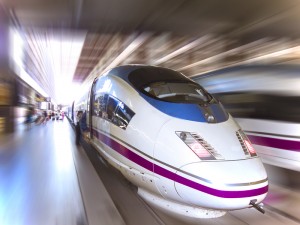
[193,64,300,173]
[71,65,268,218]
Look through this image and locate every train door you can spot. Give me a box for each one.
[88,79,97,139]
[86,89,91,140]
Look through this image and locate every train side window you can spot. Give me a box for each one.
[106,96,119,120]
[114,103,135,129]
[93,93,135,128]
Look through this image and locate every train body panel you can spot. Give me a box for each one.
[154,115,249,164]
[153,117,267,209]
[236,118,300,172]
[175,159,267,209]
[91,74,171,159]
[72,65,268,218]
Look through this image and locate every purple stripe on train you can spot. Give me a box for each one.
[93,129,268,198]
[247,135,300,152]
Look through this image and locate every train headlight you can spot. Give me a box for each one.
[176,131,224,160]
[236,130,257,157]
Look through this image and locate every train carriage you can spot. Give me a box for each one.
[72,65,268,218]
[193,64,300,172]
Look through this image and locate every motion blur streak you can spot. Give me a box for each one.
[193,65,300,172]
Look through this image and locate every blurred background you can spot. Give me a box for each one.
[0,0,300,224]
[1,0,300,129]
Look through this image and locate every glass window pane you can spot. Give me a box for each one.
[114,103,135,129]
[143,82,212,104]
[107,96,119,120]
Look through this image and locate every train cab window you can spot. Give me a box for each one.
[113,103,135,129]
[106,96,119,120]
[143,82,212,104]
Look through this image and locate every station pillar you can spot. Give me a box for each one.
[0,5,16,134]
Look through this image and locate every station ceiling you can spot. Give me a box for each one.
[2,0,300,103]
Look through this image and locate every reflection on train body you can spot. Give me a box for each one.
[193,65,300,172]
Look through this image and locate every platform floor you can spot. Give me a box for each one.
[0,119,125,225]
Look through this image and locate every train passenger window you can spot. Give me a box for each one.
[106,96,119,120]
[114,103,135,129]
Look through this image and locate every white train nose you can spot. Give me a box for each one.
[174,159,268,210]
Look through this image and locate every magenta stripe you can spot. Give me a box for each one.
[93,129,268,198]
[153,165,268,198]
[92,129,153,170]
[248,135,300,152]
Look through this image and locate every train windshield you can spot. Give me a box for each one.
[143,82,212,103]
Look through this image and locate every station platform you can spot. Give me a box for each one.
[0,119,125,225]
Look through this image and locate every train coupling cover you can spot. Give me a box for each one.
[249,199,265,214]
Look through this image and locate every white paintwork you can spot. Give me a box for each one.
[236,118,300,172]
[138,189,226,219]
[175,159,267,209]
[74,67,268,219]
